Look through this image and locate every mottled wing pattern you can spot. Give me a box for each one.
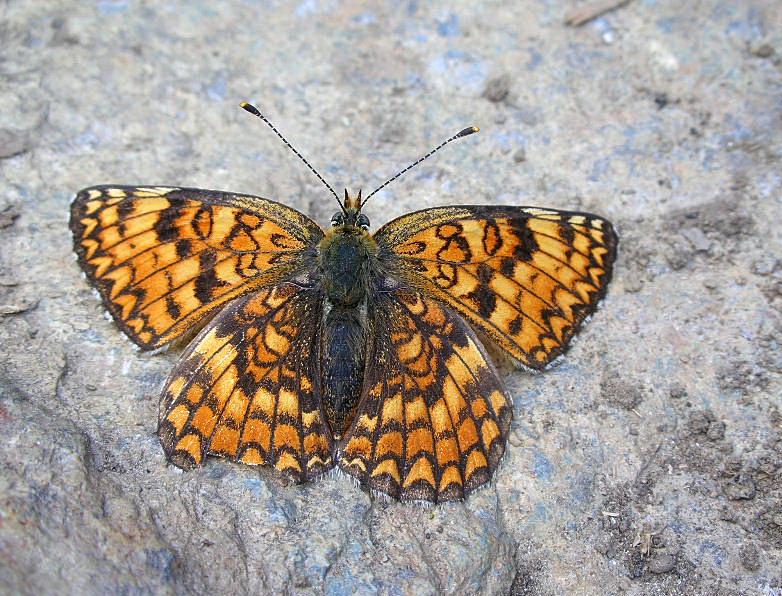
[70,186,322,349]
[339,288,511,502]
[158,283,333,480]
[374,206,618,370]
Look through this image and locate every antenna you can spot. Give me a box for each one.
[361,126,480,208]
[240,102,345,213]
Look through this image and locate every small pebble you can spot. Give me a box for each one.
[723,475,756,501]
[669,383,687,399]
[752,257,778,276]
[751,43,774,58]
[648,553,676,574]
[594,538,610,555]
[623,278,644,293]
[681,227,711,252]
[739,544,761,571]
[512,147,526,163]
[702,277,719,289]
[482,75,511,103]
[706,420,725,441]
[0,206,19,230]
[687,411,711,435]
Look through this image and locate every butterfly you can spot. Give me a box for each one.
[70,102,618,502]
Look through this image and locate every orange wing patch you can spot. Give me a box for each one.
[374,206,618,369]
[339,289,511,502]
[158,284,333,480]
[70,186,322,349]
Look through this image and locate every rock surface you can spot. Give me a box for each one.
[1,1,781,594]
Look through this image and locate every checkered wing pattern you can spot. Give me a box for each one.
[70,186,322,349]
[374,206,618,370]
[158,283,333,480]
[339,288,511,502]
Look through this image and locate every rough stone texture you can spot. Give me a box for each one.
[1,1,780,594]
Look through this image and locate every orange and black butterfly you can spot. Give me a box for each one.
[70,102,617,503]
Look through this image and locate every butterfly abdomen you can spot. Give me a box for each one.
[321,305,365,438]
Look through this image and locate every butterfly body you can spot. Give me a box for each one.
[316,193,377,436]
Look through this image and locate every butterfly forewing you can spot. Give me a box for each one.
[70,185,322,349]
[339,288,511,502]
[373,206,618,370]
[158,283,334,480]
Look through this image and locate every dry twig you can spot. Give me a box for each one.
[565,0,633,27]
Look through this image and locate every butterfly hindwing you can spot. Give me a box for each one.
[373,206,618,370]
[158,282,334,480]
[70,185,322,349]
[339,288,511,502]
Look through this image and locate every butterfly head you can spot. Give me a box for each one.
[331,189,370,232]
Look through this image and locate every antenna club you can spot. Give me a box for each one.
[457,126,480,137]
[240,102,262,117]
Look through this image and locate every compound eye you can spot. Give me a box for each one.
[357,213,370,230]
[331,213,344,227]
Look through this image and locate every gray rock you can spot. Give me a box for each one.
[2,1,782,594]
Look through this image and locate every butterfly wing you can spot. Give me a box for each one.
[373,206,618,370]
[70,185,323,349]
[339,288,511,502]
[158,282,333,479]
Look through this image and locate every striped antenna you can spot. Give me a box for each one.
[361,126,480,208]
[240,102,346,214]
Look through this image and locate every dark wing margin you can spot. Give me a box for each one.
[157,283,334,481]
[339,288,512,502]
[70,185,323,349]
[372,205,618,370]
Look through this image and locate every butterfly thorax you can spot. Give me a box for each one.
[318,223,377,307]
